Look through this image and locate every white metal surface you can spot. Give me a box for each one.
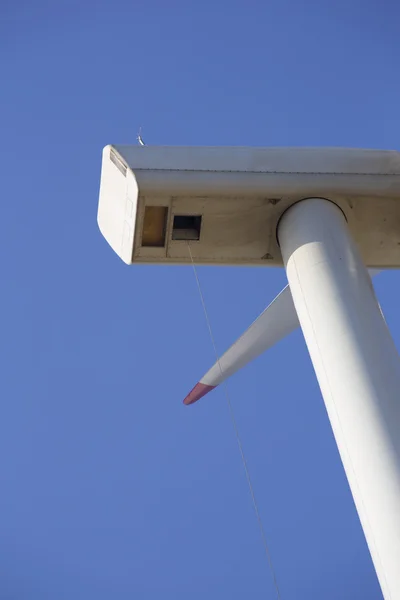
[97,145,400,267]
[278,198,400,600]
[97,146,139,264]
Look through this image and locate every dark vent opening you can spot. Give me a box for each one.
[172,215,202,241]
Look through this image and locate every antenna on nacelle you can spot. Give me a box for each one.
[137,127,145,146]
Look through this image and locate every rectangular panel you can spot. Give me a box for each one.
[141,206,168,247]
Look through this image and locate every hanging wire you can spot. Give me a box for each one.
[187,243,282,600]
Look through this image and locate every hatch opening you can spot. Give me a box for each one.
[172,215,202,241]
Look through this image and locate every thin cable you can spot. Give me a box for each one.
[187,243,282,600]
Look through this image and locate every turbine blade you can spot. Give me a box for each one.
[184,284,297,405]
[183,269,381,406]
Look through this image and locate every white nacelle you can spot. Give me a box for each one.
[97,145,400,267]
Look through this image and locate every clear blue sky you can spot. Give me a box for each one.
[1,1,399,598]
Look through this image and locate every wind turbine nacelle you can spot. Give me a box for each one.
[97,145,400,267]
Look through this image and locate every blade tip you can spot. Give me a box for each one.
[183,382,216,405]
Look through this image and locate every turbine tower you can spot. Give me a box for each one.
[98,144,400,599]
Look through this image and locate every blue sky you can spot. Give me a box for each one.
[1,1,399,598]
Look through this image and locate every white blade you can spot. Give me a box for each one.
[184,269,381,405]
[184,284,296,404]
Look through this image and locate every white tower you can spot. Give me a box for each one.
[98,145,400,599]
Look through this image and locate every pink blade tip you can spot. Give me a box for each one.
[183,382,216,405]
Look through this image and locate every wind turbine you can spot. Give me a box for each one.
[98,144,400,599]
